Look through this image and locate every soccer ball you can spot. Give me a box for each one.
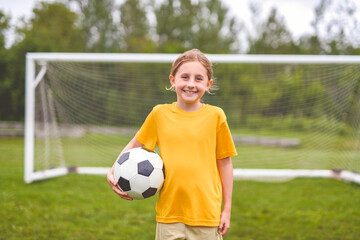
[113,147,165,200]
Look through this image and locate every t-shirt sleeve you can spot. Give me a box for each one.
[135,108,158,151]
[216,110,237,160]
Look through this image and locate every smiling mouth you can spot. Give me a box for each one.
[183,90,198,94]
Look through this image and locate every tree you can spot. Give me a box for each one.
[0,11,10,50]
[3,2,86,121]
[15,2,85,52]
[154,0,239,53]
[192,0,240,53]
[300,0,360,55]
[119,0,156,52]
[154,0,196,52]
[0,10,11,120]
[70,0,119,52]
[247,4,297,54]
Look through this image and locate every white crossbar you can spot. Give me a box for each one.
[27,53,360,64]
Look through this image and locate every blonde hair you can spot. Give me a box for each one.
[168,49,217,94]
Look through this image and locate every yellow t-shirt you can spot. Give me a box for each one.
[135,102,237,226]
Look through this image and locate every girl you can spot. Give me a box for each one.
[107,49,237,240]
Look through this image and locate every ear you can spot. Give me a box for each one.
[169,75,175,87]
[206,79,213,91]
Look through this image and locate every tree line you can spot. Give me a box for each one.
[0,0,359,121]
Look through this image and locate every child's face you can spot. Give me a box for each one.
[169,61,213,108]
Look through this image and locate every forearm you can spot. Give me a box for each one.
[217,157,233,212]
[217,157,233,235]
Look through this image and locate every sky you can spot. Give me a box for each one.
[225,0,317,36]
[0,0,347,50]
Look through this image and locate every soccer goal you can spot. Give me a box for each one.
[24,53,360,184]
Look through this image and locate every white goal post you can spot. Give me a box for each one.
[25,53,360,184]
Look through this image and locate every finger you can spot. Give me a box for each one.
[107,175,116,186]
[218,222,228,236]
[113,186,133,200]
[111,178,118,186]
[121,196,133,201]
[222,224,229,235]
[108,175,133,200]
[109,175,117,185]
[117,190,133,200]
[217,223,224,234]
[113,185,126,195]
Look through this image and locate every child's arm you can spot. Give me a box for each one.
[107,136,143,200]
[217,157,233,235]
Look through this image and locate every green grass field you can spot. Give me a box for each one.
[1,137,360,240]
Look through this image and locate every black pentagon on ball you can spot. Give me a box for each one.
[142,187,158,198]
[118,177,131,191]
[117,152,130,165]
[138,160,154,177]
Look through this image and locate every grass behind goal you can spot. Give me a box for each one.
[2,138,360,240]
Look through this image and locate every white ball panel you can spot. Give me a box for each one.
[148,153,163,169]
[127,190,144,200]
[129,148,149,163]
[113,162,122,181]
[149,168,164,189]
[119,159,138,180]
[129,174,151,193]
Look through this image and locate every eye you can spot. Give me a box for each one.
[196,77,203,81]
[182,75,189,80]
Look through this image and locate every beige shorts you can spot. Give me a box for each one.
[155,222,223,240]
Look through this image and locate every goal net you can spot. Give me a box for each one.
[25,53,360,184]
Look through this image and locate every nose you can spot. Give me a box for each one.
[187,77,195,88]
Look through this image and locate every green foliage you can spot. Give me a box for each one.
[248,7,297,54]
[33,59,359,138]
[300,0,360,55]
[191,0,239,53]
[207,63,358,136]
[0,2,86,120]
[16,2,85,52]
[0,10,10,49]
[71,0,119,52]
[154,0,197,52]
[1,0,360,122]
[154,0,239,53]
[119,0,156,52]
[0,10,12,119]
